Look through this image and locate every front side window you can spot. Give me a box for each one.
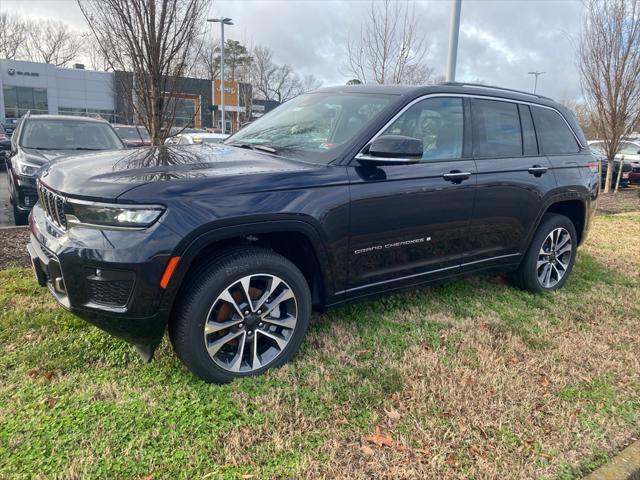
[114,126,150,141]
[380,97,464,160]
[20,119,124,151]
[473,99,522,157]
[227,92,394,164]
[532,107,580,155]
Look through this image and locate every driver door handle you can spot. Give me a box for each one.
[442,171,472,183]
[528,165,548,176]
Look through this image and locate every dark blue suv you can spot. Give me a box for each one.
[27,83,599,383]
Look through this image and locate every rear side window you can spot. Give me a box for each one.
[532,107,580,154]
[473,99,522,157]
[518,104,538,155]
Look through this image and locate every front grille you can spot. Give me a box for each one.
[87,279,133,307]
[633,167,640,173]
[37,182,67,229]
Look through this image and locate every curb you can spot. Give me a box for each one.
[585,440,640,480]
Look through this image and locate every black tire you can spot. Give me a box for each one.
[169,247,312,383]
[509,213,577,293]
[12,202,28,226]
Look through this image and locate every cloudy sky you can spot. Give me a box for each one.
[0,0,585,101]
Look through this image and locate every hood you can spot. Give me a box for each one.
[40,144,317,200]
[22,147,88,167]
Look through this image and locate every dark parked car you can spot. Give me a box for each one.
[27,83,598,383]
[5,114,125,225]
[1,118,20,137]
[113,125,152,148]
[0,124,8,170]
[589,147,631,189]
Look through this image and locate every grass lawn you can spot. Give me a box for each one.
[1,212,639,479]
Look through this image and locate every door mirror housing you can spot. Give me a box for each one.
[357,135,423,166]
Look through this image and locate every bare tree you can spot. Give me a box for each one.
[578,0,640,193]
[84,34,111,71]
[0,13,29,60]
[24,19,83,67]
[300,74,323,93]
[344,0,433,85]
[78,0,210,144]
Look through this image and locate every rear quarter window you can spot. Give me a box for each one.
[532,106,580,155]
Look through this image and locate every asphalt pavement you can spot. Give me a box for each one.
[0,169,16,227]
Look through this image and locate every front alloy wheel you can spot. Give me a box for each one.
[204,274,297,373]
[170,247,311,383]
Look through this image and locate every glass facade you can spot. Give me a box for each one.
[172,97,197,128]
[3,86,48,118]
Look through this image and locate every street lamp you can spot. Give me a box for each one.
[528,71,546,94]
[207,17,233,134]
[446,0,462,82]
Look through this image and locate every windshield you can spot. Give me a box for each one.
[114,126,150,141]
[226,92,395,163]
[619,142,640,155]
[21,119,124,150]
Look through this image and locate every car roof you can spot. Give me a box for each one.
[26,114,108,123]
[316,82,558,107]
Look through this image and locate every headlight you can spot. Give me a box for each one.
[14,159,41,176]
[64,200,165,230]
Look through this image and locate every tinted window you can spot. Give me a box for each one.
[473,99,522,157]
[532,107,580,154]
[518,104,538,155]
[381,97,463,160]
[20,120,124,150]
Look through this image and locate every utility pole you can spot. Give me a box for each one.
[528,71,546,94]
[446,0,462,82]
[207,17,233,134]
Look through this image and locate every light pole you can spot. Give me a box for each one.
[528,71,546,94]
[446,0,462,82]
[207,17,233,134]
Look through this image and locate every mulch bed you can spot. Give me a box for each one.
[597,187,640,214]
[0,227,30,269]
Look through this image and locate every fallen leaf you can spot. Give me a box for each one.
[27,368,39,378]
[460,376,476,386]
[360,445,375,456]
[43,372,54,381]
[385,408,401,422]
[414,447,432,456]
[364,427,394,448]
[41,397,58,408]
[539,376,551,388]
[241,475,256,479]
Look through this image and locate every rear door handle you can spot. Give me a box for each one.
[443,171,472,183]
[528,165,548,176]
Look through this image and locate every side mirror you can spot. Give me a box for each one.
[357,135,423,166]
[0,139,11,151]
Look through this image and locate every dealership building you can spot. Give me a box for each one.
[0,59,278,132]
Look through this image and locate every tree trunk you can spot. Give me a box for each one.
[603,159,614,194]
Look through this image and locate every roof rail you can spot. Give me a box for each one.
[441,82,553,100]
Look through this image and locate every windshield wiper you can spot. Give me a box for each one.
[72,147,102,150]
[227,142,277,154]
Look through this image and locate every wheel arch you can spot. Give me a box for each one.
[161,220,334,315]
[531,193,588,248]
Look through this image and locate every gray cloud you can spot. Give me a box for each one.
[0,0,585,100]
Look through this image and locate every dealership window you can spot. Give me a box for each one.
[171,97,198,127]
[3,85,48,117]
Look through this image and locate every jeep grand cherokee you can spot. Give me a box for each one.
[27,83,599,383]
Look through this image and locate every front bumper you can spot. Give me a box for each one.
[28,203,183,347]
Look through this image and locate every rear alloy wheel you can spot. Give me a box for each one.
[536,227,572,289]
[170,247,311,383]
[509,213,577,293]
